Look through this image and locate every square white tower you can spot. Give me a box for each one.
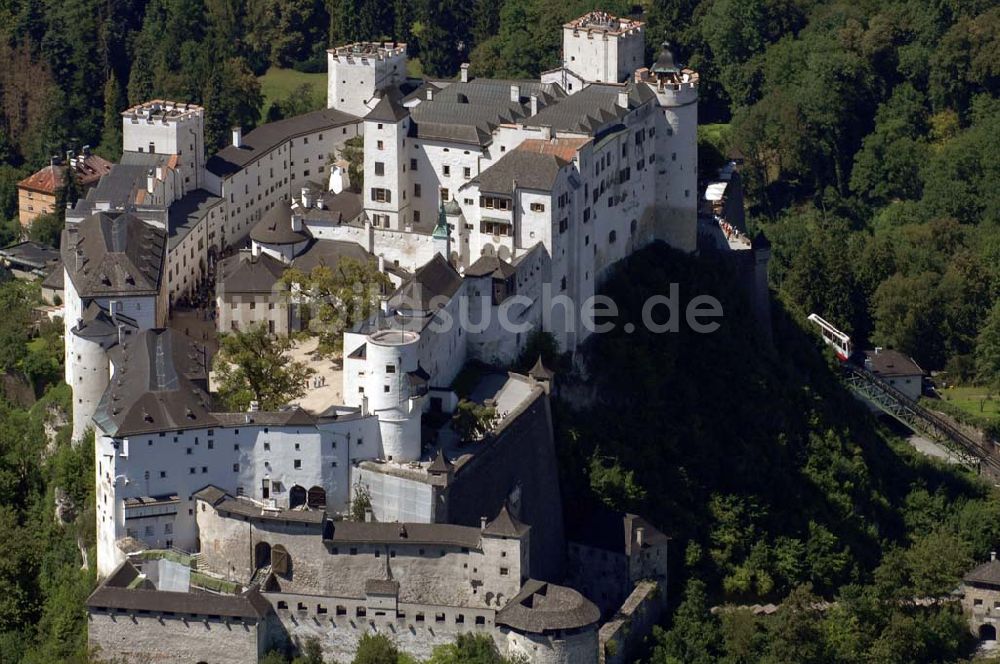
[562,12,645,84]
[327,42,408,117]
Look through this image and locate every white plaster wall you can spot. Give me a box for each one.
[651,81,698,253]
[355,466,435,523]
[328,48,407,117]
[505,628,599,664]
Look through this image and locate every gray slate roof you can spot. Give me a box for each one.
[250,200,312,245]
[474,148,569,195]
[410,79,565,146]
[965,559,1000,587]
[93,328,213,437]
[483,505,529,538]
[0,241,61,271]
[61,212,166,297]
[390,253,462,316]
[87,561,270,619]
[217,251,287,295]
[527,82,655,135]
[207,109,359,177]
[166,188,222,250]
[366,91,409,123]
[323,521,483,549]
[865,349,924,378]
[496,579,600,633]
[291,239,374,274]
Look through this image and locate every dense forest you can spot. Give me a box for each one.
[0,0,998,662]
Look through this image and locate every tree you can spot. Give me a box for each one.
[281,257,391,355]
[427,633,511,664]
[27,213,63,248]
[353,633,400,664]
[213,324,313,411]
[976,301,1000,391]
[340,136,364,192]
[651,579,722,664]
[451,399,498,442]
[292,637,326,664]
[99,71,126,158]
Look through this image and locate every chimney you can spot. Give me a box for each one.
[510,84,520,103]
[480,516,488,531]
[232,126,242,148]
[146,168,155,194]
[82,145,91,156]
[426,87,434,101]
[290,212,303,232]
[992,551,997,562]
[460,63,469,83]
[377,255,385,273]
[617,91,629,109]
[636,526,645,549]
[301,186,313,209]
[365,509,373,523]
[248,400,260,412]
[251,242,261,258]
[530,94,538,116]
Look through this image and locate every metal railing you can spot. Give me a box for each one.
[842,364,1000,475]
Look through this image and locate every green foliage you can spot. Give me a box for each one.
[351,483,373,522]
[27,213,63,249]
[352,632,401,664]
[213,323,313,411]
[451,399,498,442]
[427,632,520,664]
[340,136,365,194]
[976,302,1000,392]
[265,83,324,122]
[281,258,391,355]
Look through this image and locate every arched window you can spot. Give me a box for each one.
[289,485,307,508]
[254,541,271,569]
[307,486,327,508]
[980,624,997,641]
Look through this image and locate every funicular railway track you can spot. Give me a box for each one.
[842,363,1000,478]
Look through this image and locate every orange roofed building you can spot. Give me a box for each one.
[17,148,113,229]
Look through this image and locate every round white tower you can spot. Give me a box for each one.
[365,329,423,462]
[650,42,699,253]
[68,318,117,441]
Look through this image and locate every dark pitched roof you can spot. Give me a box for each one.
[92,328,215,437]
[965,559,1000,587]
[496,580,600,633]
[250,200,312,245]
[212,495,327,525]
[41,261,64,289]
[390,253,462,315]
[527,82,655,135]
[366,91,409,123]
[166,188,222,251]
[465,255,516,279]
[192,485,229,507]
[483,505,529,538]
[528,357,554,381]
[210,407,318,427]
[61,212,166,297]
[752,230,771,250]
[298,190,365,226]
[0,241,61,271]
[427,448,453,474]
[18,153,113,194]
[70,301,135,347]
[475,147,569,195]
[206,108,359,177]
[865,349,924,378]
[323,521,483,549]
[217,251,287,295]
[87,561,271,619]
[291,238,373,274]
[409,79,566,146]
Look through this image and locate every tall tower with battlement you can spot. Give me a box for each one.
[561,12,645,84]
[121,100,205,191]
[648,43,699,253]
[327,42,407,117]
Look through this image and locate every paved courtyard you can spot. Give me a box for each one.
[288,336,344,414]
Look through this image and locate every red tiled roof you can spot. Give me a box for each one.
[17,155,114,194]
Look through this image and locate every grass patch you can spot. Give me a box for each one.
[258,67,327,114]
[937,386,1000,421]
[136,549,192,566]
[406,58,425,78]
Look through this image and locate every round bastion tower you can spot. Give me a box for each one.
[650,42,699,254]
[364,329,425,462]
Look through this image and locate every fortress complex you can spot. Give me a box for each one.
[73,11,687,664]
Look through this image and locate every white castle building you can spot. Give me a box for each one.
[71,11,690,664]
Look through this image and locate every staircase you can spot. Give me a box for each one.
[842,364,1000,477]
[248,564,271,588]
